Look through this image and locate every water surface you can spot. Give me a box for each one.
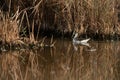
[0,39,120,80]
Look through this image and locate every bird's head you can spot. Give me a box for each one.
[72,31,79,39]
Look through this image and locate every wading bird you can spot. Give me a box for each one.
[72,33,90,45]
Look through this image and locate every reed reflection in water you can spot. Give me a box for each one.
[0,39,120,80]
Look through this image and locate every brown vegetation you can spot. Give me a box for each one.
[0,0,120,45]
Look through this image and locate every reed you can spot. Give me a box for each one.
[0,10,19,43]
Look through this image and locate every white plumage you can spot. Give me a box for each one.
[73,33,90,44]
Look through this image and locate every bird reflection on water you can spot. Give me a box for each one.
[72,33,91,51]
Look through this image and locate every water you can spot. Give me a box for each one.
[0,39,120,80]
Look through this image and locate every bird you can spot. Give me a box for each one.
[72,33,90,45]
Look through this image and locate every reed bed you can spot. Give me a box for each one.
[0,0,120,49]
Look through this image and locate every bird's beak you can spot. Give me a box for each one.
[72,31,76,38]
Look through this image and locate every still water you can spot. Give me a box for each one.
[0,39,120,80]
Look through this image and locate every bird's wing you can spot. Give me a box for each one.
[80,38,90,43]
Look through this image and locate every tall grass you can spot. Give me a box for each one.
[0,0,120,41]
[0,10,19,43]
